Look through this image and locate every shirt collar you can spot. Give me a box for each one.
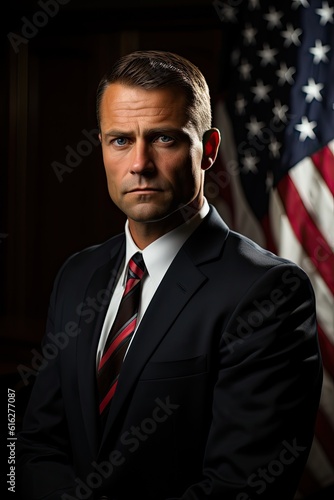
[124,198,209,286]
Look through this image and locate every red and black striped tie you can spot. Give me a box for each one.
[97,252,146,416]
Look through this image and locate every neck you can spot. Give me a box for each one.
[128,199,203,249]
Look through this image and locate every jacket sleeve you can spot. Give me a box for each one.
[17,263,78,500]
[169,263,323,500]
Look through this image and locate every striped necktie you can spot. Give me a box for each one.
[97,252,146,416]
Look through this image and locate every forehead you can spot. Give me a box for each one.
[99,83,189,130]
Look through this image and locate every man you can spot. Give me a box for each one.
[17,50,323,500]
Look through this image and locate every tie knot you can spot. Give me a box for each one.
[127,252,146,281]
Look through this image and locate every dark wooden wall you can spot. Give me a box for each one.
[0,0,223,414]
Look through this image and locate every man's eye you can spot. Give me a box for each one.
[157,135,174,144]
[113,137,128,146]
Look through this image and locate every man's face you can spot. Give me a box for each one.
[99,83,206,235]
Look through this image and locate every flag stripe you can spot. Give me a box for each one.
[288,156,334,250]
[315,368,334,470]
[319,369,334,430]
[303,436,334,488]
[317,324,334,380]
[311,141,334,196]
[315,410,334,467]
[276,175,334,294]
[269,189,334,343]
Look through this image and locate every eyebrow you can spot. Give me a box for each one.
[102,127,191,141]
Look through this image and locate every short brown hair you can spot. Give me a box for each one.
[96,50,212,139]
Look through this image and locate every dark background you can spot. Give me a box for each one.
[0,3,223,495]
[1,2,333,499]
[0,0,223,419]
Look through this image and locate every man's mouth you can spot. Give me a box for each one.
[128,187,162,193]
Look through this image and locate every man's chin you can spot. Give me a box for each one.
[128,212,172,224]
[126,205,185,225]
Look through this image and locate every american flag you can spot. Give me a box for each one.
[209,0,334,497]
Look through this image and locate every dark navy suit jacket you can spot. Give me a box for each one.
[17,206,323,500]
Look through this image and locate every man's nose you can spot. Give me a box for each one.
[130,141,155,174]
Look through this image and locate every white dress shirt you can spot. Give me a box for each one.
[96,199,210,367]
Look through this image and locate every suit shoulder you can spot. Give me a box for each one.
[192,206,303,277]
[223,229,311,288]
[56,233,124,281]
[226,229,290,268]
[220,229,315,305]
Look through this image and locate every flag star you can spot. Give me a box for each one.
[241,152,259,173]
[316,1,334,25]
[295,116,317,141]
[249,0,260,9]
[235,95,247,115]
[272,99,289,123]
[239,59,253,80]
[242,24,257,45]
[268,139,282,159]
[281,24,302,46]
[309,39,330,64]
[292,0,310,8]
[276,62,296,85]
[257,43,278,66]
[264,7,283,29]
[251,80,272,102]
[221,4,239,23]
[302,78,324,102]
[246,116,265,137]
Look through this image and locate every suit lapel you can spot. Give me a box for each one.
[76,238,125,457]
[99,206,229,449]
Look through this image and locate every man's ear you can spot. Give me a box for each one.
[201,128,221,171]
[98,133,102,143]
